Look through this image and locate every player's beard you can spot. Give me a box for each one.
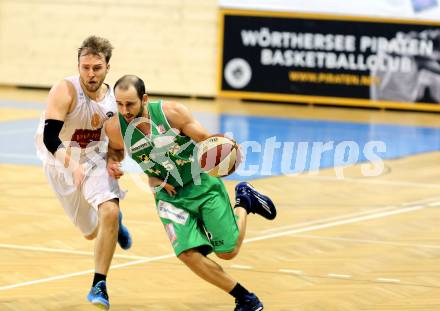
[80,76,104,93]
[85,79,103,93]
[124,104,143,123]
[124,113,134,123]
[136,103,144,118]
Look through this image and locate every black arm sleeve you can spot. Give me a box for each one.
[43,119,65,155]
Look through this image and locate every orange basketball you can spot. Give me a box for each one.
[197,135,241,177]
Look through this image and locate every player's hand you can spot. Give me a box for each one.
[149,177,176,196]
[107,160,124,179]
[163,183,177,196]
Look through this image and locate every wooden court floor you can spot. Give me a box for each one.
[2,88,440,310]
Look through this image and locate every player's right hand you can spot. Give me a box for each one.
[108,160,124,179]
[149,176,176,196]
[163,183,177,196]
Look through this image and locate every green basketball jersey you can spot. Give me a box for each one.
[118,100,239,257]
[118,100,202,188]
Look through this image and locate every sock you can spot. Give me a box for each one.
[92,273,107,287]
[229,283,251,300]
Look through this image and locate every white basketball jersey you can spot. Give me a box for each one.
[36,75,116,164]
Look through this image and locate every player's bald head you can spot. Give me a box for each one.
[114,75,146,100]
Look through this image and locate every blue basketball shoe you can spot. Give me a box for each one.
[235,182,276,220]
[234,293,264,311]
[87,280,110,310]
[118,210,132,250]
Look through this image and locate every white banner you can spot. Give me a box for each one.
[219,0,440,20]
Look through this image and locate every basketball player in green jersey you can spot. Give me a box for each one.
[104,75,277,311]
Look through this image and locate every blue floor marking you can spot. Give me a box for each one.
[0,119,41,165]
[0,100,45,110]
[221,114,440,179]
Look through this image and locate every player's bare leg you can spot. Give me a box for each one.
[178,249,263,311]
[179,249,236,291]
[95,199,119,275]
[86,199,119,310]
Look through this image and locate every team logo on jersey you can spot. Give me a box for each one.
[91,113,101,129]
[138,154,150,163]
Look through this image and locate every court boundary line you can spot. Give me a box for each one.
[261,196,440,234]
[0,254,175,291]
[289,234,440,249]
[260,205,399,234]
[0,243,149,260]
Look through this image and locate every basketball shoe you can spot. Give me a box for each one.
[87,280,110,310]
[234,293,264,311]
[235,182,276,220]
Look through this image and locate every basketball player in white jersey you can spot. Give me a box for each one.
[35,36,131,310]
